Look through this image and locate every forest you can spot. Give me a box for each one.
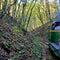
[0,0,59,60]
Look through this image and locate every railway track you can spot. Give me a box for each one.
[40,41,53,60]
[37,37,60,60]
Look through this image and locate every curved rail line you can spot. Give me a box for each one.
[38,37,60,60]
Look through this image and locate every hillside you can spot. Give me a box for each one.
[0,22,41,60]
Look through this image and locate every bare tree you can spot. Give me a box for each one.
[37,0,44,25]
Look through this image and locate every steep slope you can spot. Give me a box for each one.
[0,22,42,60]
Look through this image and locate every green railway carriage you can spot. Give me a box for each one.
[49,25,60,57]
[49,2,60,57]
[50,30,60,44]
[49,6,60,56]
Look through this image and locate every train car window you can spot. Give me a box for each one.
[55,26,60,30]
[51,23,56,30]
[51,22,60,30]
[55,22,60,30]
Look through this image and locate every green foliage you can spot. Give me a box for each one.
[12,26,20,32]
[0,34,3,38]
[0,9,2,13]
[32,44,42,59]
[29,33,42,59]
[12,53,19,60]
[2,41,10,49]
